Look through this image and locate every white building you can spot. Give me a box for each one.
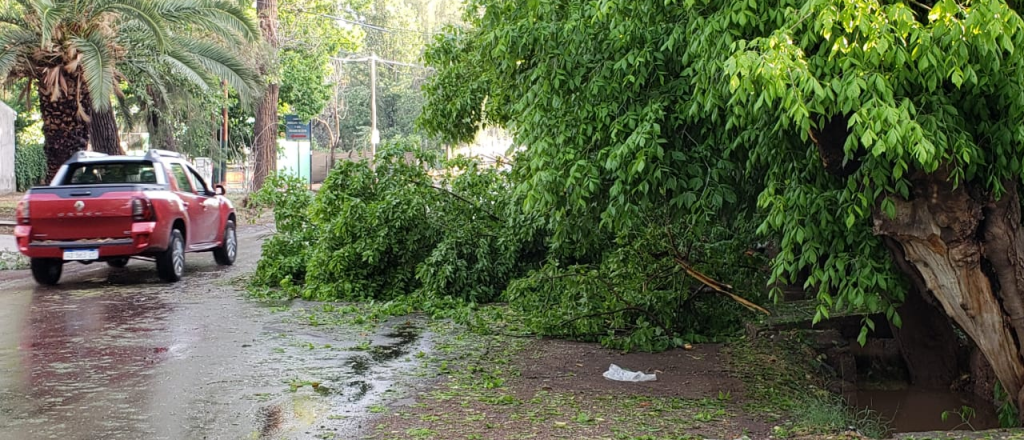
[0,101,16,194]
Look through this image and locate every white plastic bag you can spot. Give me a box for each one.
[602,363,657,382]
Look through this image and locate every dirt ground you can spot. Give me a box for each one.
[370,337,778,440]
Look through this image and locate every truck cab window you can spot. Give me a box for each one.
[170,163,196,193]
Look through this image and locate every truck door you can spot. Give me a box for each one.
[168,163,217,246]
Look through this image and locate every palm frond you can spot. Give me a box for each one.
[72,31,116,111]
[0,27,39,48]
[156,0,257,46]
[94,0,167,50]
[160,48,214,93]
[0,13,29,28]
[0,48,22,81]
[170,37,259,103]
[36,0,66,50]
[199,1,259,42]
[0,28,39,79]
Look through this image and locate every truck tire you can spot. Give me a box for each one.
[107,257,130,268]
[213,220,237,266]
[156,229,185,282]
[31,258,63,286]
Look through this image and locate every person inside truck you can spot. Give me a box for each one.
[71,167,100,184]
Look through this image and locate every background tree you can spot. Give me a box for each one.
[322,0,459,158]
[0,0,260,180]
[419,0,1024,419]
[251,0,280,191]
[277,0,363,122]
[250,0,365,190]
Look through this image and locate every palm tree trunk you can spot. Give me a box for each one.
[251,0,279,191]
[88,104,124,155]
[37,69,90,182]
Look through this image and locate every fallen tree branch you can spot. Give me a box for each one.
[410,179,502,222]
[666,227,771,315]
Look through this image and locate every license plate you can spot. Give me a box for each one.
[63,248,99,261]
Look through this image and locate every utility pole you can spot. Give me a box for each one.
[221,79,228,185]
[369,53,379,166]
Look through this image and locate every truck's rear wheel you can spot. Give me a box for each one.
[156,229,185,282]
[213,220,237,266]
[31,258,63,286]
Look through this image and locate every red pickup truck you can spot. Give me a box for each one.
[13,149,238,285]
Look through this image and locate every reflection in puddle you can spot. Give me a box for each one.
[346,355,370,376]
[340,324,421,404]
[849,387,1000,433]
[255,404,283,437]
[347,380,371,402]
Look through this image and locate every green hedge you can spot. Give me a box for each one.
[15,143,45,191]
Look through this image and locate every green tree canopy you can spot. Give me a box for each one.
[277,0,364,122]
[421,0,1024,419]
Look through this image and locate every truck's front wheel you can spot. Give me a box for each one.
[31,258,63,286]
[156,229,185,282]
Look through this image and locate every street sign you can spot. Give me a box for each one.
[284,114,310,141]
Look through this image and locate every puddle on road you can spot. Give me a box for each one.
[256,404,284,437]
[346,380,371,402]
[249,318,429,439]
[371,324,420,361]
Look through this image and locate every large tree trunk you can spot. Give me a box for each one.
[873,170,1024,419]
[37,67,90,182]
[251,0,279,191]
[252,85,279,191]
[88,104,124,155]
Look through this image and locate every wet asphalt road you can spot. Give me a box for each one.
[0,224,431,440]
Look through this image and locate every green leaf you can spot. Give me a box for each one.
[71,31,115,111]
[951,68,963,88]
[881,198,897,219]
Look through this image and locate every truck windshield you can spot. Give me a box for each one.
[62,162,158,185]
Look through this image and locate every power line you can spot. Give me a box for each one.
[281,7,440,36]
[321,12,438,36]
[331,56,433,71]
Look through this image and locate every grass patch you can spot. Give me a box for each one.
[0,192,22,219]
[728,332,889,438]
[369,320,758,440]
[0,250,27,270]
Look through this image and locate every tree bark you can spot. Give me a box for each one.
[88,104,124,155]
[37,67,90,182]
[252,84,279,190]
[145,86,177,151]
[873,170,1024,418]
[251,0,279,191]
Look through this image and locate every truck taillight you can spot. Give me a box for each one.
[131,198,154,221]
[15,200,28,224]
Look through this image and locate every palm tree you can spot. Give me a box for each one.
[0,0,261,180]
